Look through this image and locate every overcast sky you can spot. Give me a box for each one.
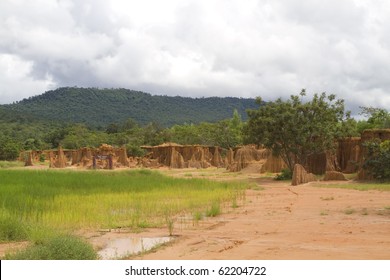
[1,0,390,114]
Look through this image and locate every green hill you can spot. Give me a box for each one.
[2,87,258,127]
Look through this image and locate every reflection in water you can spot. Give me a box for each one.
[98,236,173,259]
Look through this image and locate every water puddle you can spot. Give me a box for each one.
[98,236,174,259]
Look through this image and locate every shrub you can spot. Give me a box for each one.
[39,154,46,162]
[5,235,98,260]
[363,140,390,181]
[274,169,293,180]
[126,144,145,157]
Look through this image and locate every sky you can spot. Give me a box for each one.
[1,0,390,114]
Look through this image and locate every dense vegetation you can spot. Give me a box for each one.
[2,87,257,127]
[363,140,390,181]
[0,88,389,176]
[0,106,245,159]
[243,91,389,175]
[244,90,356,171]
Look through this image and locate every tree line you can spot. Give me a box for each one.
[0,110,244,160]
[1,90,389,179]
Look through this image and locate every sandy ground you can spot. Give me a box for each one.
[127,176,390,260]
[1,169,389,260]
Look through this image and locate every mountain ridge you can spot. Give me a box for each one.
[1,87,258,127]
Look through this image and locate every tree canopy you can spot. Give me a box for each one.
[244,90,354,171]
[0,110,244,160]
[2,87,257,127]
[357,107,390,132]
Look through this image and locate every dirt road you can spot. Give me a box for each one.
[132,179,390,260]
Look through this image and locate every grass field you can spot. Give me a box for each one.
[0,161,24,169]
[0,169,246,243]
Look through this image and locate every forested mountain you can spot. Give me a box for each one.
[2,87,258,127]
[1,88,388,163]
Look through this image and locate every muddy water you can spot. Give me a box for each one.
[98,236,173,259]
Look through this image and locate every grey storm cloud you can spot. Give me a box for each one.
[0,0,390,114]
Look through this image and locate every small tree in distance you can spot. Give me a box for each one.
[244,89,353,171]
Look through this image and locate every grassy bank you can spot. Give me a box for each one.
[0,169,245,240]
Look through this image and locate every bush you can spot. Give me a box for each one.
[274,169,293,180]
[5,235,98,260]
[363,140,390,181]
[0,214,29,242]
[126,144,145,157]
[0,141,20,161]
[39,154,46,162]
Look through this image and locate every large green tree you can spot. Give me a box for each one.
[244,90,353,171]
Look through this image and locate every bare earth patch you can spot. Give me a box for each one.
[0,241,29,258]
[129,173,390,260]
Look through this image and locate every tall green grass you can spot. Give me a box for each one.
[0,161,24,169]
[0,169,245,236]
[0,211,29,241]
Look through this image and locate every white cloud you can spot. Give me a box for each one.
[0,0,389,113]
[0,54,54,103]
